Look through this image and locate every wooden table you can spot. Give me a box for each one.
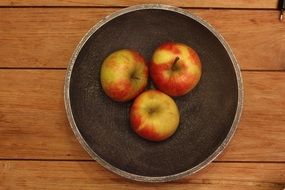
[0,0,285,189]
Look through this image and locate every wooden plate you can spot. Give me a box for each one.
[64,4,243,182]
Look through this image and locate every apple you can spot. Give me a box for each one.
[150,42,202,96]
[100,49,148,102]
[130,90,180,141]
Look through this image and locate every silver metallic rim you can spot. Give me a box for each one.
[64,4,244,183]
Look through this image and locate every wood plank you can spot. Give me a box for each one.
[0,70,88,160]
[0,70,285,161]
[0,0,279,9]
[0,8,284,70]
[218,71,285,161]
[0,161,284,189]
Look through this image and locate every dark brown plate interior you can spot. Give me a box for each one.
[67,6,240,180]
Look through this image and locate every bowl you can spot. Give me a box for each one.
[64,4,243,182]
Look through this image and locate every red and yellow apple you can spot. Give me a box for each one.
[130,90,180,141]
[100,49,148,102]
[150,42,202,97]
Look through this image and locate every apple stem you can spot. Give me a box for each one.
[147,107,159,116]
[131,76,140,80]
[130,71,140,80]
[171,57,180,71]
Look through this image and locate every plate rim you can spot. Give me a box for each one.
[64,4,244,183]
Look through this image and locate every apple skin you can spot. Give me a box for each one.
[100,49,148,102]
[130,90,180,142]
[150,42,202,97]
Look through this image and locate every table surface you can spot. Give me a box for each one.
[0,0,285,189]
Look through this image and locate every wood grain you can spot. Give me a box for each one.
[0,70,88,160]
[0,8,284,70]
[0,0,279,8]
[0,70,284,161]
[0,161,284,189]
[0,1,284,188]
[219,71,285,161]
